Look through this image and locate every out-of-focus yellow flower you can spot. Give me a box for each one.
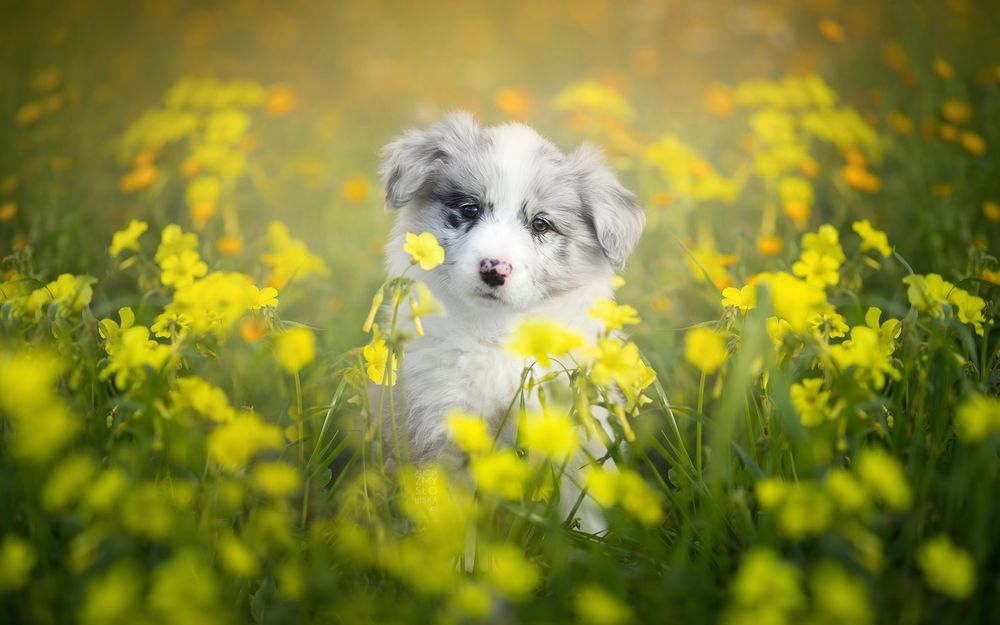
[809,561,875,625]
[824,468,869,513]
[793,251,841,289]
[508,318,585,367]
[757,271,833,333]
[408,282,442,336]
[585,466,662,526]
[118,165,157,193]
[109,219,148,257]
[447,410,493,455]
[852,219,892,256]
[938,123,959,142]
[830,326,900,390]
[802,224,846,263]
[818,19,844,43]
[160,250,208,289]
[960,131,986,156]
[791,378,834,426]
[452,582,492,619]
[275,327,316,374]
[888,111,913,135]
[0,201,16,222]
[955,394,1000,443]
[855,447,911,512]
[933,57,954,80]
[239,317,267,343]
[940,98,972,124]
[685,245,736,290]
[521,406,579,460]
[721,284,757,313]
[171,377,236,423]
[779,483,833,539]
[78,562,141,625]
[481,543,540,602]
[100,326,172,389]
[207,413,284,471]
[403,231,445,270]
[843,164,882,193]
[155,224,198,263]
[810,311,850,339]
[755,477,788,509]
[471,449,532,500]
[684,327,727,374]
[588,297,640,330]
[726,548,804,618]
[575,584,632,625]
[917,535,976,599]
[218,533,259,578]
[252,462,301,497]
[340,173,371,203]
[551,81,635,123]
[263,221,330,289]
[0,535,36,591]
[983,200,1000,222]
[903,273,986,335]
[588,338,656,411]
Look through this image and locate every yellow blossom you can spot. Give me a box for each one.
[684,327,727,374]
[155,224,198,263]
[917,535,976,599]
[793,250,841,288]
[275,327,316,374]
[809,561,875,625]
[521,406,580,460]
[340,173,371,203]
[721,284,757,313]
[855,447,911,512]
[471,449,532,500]
[403,231,445,270]
[778,483,833,539]
[757,271,833,333]
[99,326,172,389]
[252,462,301,497]
[0,535,36,591]
[588,338,656,410]
[791,378,834,426]
[508,318,585,368]
[218,533,260,578]
[575,584,632,625]
[207,413,284,471]
[160,250,208,289]
[481,543,540,602]
[446,410,493,455]
[852,219,891,257]
[588,297,640,330]
[802,224,846,264]
[363,330,397,386]
[955,394,1000,443]
[108,219,148,257]
[727,548,804,616]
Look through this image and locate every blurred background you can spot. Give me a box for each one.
[2,0,999,371]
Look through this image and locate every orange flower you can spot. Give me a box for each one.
[265,85,296,118]
[983,201,1000,222]
[940,99,972,124]
[960,132,986,156]
[938,124,958,142]
[784,201,810,225]
[703,84,735,117]
[240,317,267,343]
[180,158,201,178]
[494,87,536,120]
[340,174,371,203]
[217,236,244,256]
[818,19,844,43]
[888,112,913,135]
[190,201,216,223]
[933,57,954,80]
[798,159,820,178]
[843,166,881,193]
[652,192,674,206]
[757,236,784,256]
[982,269,999,285]
[118,165,157,193]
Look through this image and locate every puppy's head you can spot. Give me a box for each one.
[380,112,644,310]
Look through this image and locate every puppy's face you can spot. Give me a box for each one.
[380,113,644,311]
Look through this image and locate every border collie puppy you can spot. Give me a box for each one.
[378,111,644,476]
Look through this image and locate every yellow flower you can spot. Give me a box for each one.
[917,535,976,599]
[588,297,640,330]
[575,584,632,625]
[507,318,585,368]
[340,173,371,203]
[249,285,279,310]
[363,330,397,386]
[933,57,954,80]
[408,282,443,336]
[446,410,493,455]
[0,201,16,222]
[471,449,532,500]
[755,477,788,509]
[982,200,1000,222]
[0,535,37,591]
[481,543,540,602]
[99,326,172,389]
[79,562,141,625]
[802,224,846,264]
[403,231,445,270]
[940,98,972,124]
[903,273,986,335]
[207,413,284,471]
[791,378,834,427]
[263,221,330,288]
[218,533,260,578]
[584,466,662,526]
[171,377,236,423]
[778,483,833,539]
[274,327,316,374]
[684,327,727,374]
[824,468,869,514]
[830,326,900,390]
[721,284,757,312]
[521,406,580,460]
[757,271,832,333]
[155,224,198,264]
[252,462,301,497]
[160,250,208,289]
[550,80,635,123]
[810,311,849,339]
[792,250,840,289]
[852,219,891,257]
[809,562,875,625]
[588,338,656,410]
[108,219,148,257]
[955,394,1000,443]
[855,447,911,512]
[728,548,804,615]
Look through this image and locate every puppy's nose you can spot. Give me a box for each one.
[479,258,512,287]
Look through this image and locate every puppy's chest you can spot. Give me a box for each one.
[404,337,523,421]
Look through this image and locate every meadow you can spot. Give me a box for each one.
[1,1,999,623]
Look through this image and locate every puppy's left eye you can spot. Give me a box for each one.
[460,203,480,219]
[530,217,551,234]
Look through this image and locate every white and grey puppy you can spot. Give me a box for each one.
[378,111,644,469]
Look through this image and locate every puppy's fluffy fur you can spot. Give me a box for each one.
[378,112,644,471]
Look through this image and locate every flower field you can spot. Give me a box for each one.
[2,1,999,623]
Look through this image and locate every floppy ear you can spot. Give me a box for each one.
[379,111,480,210]
[566,144,645,269]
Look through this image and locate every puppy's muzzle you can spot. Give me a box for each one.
[479,258,512,287]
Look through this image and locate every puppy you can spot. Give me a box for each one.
[377,112,644,490]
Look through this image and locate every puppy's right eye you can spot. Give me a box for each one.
[460,203,480,219]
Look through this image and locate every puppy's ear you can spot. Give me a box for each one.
[379,111,479,210]
[567,144,645,269]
